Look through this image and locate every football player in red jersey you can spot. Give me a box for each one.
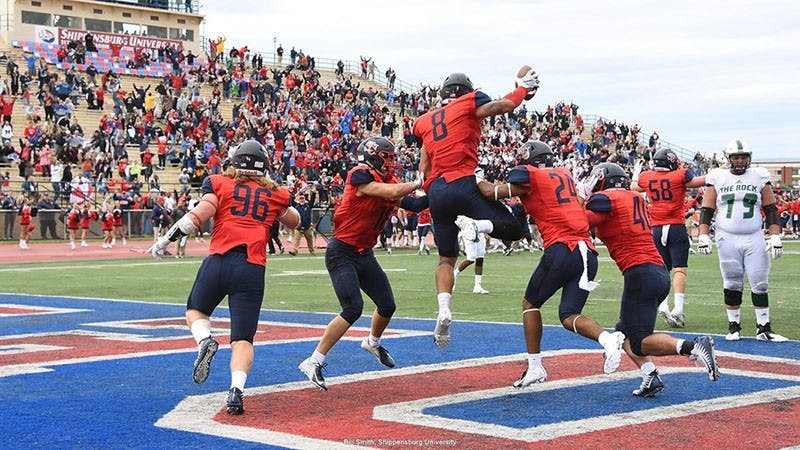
[632,149,706,328]
[413,67,539,348]
[298,136,427,391]
[583,163,719,397]
[480,141,624,388]
[149,140,300,415]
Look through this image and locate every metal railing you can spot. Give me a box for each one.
[196,39,421,95]
[580,113,697,162]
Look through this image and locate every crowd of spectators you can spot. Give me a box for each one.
[0,38,796,244]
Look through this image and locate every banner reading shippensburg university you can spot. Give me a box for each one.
[34,26,183,52]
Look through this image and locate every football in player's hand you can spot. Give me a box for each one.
[515,65,539,100]
[517,65,533,78]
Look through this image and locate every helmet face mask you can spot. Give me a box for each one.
[231,140,269,176]
[357,136,397,176]
[653,149,679,171]
[591,162,630,192]
[516,140,554,168]
[724,139,751,175]
[440,73,474,103]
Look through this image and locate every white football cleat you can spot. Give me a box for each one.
[602,331,625,374]
[513,364,547,388]
[433,309,452,349]
[455,215,479,242]
[472,286,489,294]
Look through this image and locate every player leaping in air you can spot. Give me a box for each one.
[413,65,539,348]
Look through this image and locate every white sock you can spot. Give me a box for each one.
[474,274,482,285]
[368,334,380,347]
[437,292,451,314]
[673,293,685,314]
[527,353,541,368]
[230,370,247,390]
[311,350,326,364]
[755,308,770,326]
[475,219,494,234]
[726,308,741,324]
[190,319,212,344]
[641,361,656,376]
[658,299,670,313]
[675,339,685,355]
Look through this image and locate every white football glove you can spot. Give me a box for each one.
[697,234,712,255]
[147,235,171,260]
[515,68,540,100]
[414,170,425,189]
[767,234,783,259]
[632,160,644,185]
[577,173,600,200]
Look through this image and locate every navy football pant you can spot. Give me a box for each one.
[525,243,598,322]
[428,175,522,257]
[615,263,671,356]
[187,248,265,343]
[326,238,396,324]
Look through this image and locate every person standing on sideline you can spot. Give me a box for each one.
[481,141,624,388]
[298,137,426,391]
[454,167,491,294]
[149,140,299,415]
[267,218,284,255]
[66,203,81,250]
[416,207,433,255]
[79,204,94,247]
[37,192,61,240]
[697,139,788,342]
[453,230,490,294]
[413,66,540,348]
[112,200,126,246]
[583,162,720,397]
[17,196,33,249]
[632,149,706,328]
[101,204,115,248]
[288,193,315,256]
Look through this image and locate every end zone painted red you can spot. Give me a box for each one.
[211,353,799,449]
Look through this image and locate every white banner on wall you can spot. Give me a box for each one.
[34,26,184,52]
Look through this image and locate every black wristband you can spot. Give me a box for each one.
[699,207,715,226]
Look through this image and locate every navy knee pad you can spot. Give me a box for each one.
[376,303,396,319]
[627,330,648,357]
[340,305,363,325]
[724,289,743,307]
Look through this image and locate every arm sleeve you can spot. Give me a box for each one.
[507,166,531,185]
[349,168,375,186]
[683,168,694,183]
[585,193,612,213]
[704,169,717,187]
[200,176,214,196]
[474,91,492,108]
[755,167,771,188]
